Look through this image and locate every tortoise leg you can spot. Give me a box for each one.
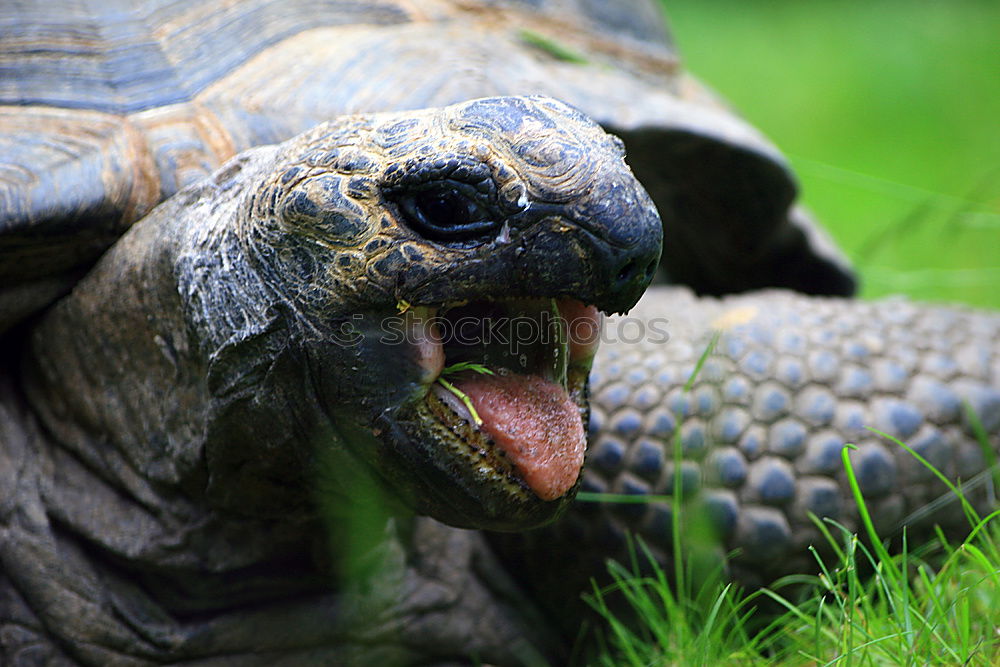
[492,286,1000,633]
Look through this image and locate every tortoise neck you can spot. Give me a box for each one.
[19,146,334,570]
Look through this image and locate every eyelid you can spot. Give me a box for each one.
[391,181,499,242]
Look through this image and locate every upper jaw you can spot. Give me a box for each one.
[387,213,662,318]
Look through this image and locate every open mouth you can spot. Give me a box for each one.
[401,297,601,504]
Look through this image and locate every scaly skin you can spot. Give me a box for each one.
[492,286,1000,627]
[591,287,1000,571]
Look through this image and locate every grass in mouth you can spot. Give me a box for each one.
[437,362,494,427]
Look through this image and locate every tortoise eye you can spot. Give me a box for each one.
[415,189,478,226]
[397,184,498,242]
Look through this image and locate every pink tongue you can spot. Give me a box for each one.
[453,373,585,501]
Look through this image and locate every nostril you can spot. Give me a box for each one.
[606,243,660,311]
[617,259,638,284]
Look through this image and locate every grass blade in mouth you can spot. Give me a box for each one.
[441,361,495,377]
[437,362,495,426]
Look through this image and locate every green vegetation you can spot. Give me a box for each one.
[437,361,495,426]
[663,0,1000,308]
[586,427,1000,665]
[588,504,1000,665]
[519,28,591,64]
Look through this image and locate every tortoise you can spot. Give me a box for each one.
[1,0,998,664]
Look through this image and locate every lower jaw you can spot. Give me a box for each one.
[413,357,592,498]
[364,355,591,531]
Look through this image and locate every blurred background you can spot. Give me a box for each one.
[662,0,1000,308]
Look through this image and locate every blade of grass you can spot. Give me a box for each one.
[840,444,902,586]
[436,377,484,426]
[683,330,720,392]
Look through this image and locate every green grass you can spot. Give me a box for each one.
[662,0,1000,308]
[585,438,1000,666]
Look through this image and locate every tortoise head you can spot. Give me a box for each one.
[28,96,661,532]
[227,96,661,529]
